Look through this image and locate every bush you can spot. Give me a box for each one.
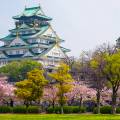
[27,106,40,113]
[100,106,112,114]
[72,106,80,113]
[47,106,60,114]
[47,106,86,114]
[47,107,54,113]
[13,106,27,113]
[54,106,61,114]
[79,106,86,113]
[93,106,112,114]
[0,106,12,113]
[116,107,120,113]
[63,106,74,113]
[93,107,98,114]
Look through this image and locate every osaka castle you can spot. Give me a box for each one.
[0,6,70,68]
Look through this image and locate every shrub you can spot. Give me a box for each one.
[100,106,112,114]
[54,106,61,114]
[72,106,80,113]
[116,107,120,113]
[63,106,73,113]
[47,107,54,113]
[27,106,40,113]
[79,106,86,113]
[47,106,60,114]
[47,106,86,114]
[93,107,98,114]
[0,106,12,113]
[13,106,27,113]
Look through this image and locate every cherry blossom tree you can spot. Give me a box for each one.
[0,75,15,106]
[43,85,58,109]
[66,82,96,108]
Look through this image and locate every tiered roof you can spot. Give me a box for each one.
[0,6,70,62]
[13,6,52,21]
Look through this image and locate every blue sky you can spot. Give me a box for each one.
[0,0,119,57]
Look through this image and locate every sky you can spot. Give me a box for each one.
[0,0,119,57]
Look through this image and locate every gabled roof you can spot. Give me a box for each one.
[13,6,52,21]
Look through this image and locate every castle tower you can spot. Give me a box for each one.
[0,6,70,68]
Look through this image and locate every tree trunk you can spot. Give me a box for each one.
[96,89,101,114]
[60,94,64,114]
[52,101,55,109]
[52,101,55,113]
[10,99,14,107]
[24,101,29,108]
[79,96,83,111]
[61,104,64,114]
[112,88,117,114]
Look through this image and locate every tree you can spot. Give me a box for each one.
[0,60,42,82]
[66,82,96,110]
[43,85,58,109]
[15,68,48,107]
[104,51,120,114]
[49,63,74,114]
[89,51,107,114]
[0,75,15,106]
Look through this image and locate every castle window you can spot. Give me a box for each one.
[16,50,20,54]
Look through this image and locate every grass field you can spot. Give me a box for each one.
[0,114,120,120]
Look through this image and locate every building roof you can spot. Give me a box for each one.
[0,43,51,51]
[13,6,52,21]
[1,25,49,41]
[60,46,71,52]
[1,25,64,43]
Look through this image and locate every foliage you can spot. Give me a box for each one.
[104,51,120,114]
[116,107,120,113]
[43,86,58,108]
[13,106,27,113]
[94,106,112,114]
[27,106,40,113]
[47,106,86,114]
[100,106,112,114]
[0,60,42,82]
[0,75,15,105]
[15,68,48,106]
[89,50,107,114]
[49,63,74,113]
[93,107,98,114]
[66,82,96,108]
[0,106,12,113]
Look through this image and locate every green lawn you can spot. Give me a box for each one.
[0,114,120,120]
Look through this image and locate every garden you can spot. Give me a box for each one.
[1,45,120,120]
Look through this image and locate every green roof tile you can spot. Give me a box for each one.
[13,6,52,21]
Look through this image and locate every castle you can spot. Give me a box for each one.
[0,6,70,68]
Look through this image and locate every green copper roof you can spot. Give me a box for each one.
[13,6,52,21]
[23,7,40,16]
[60,46,71,52]
[2,25,49,41]
[1,25,64,44]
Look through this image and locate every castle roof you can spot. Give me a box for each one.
[13,6,52,21]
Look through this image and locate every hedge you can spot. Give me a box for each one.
[0,106,12,113]
[47,106,86,114]
[93,106,112,114]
